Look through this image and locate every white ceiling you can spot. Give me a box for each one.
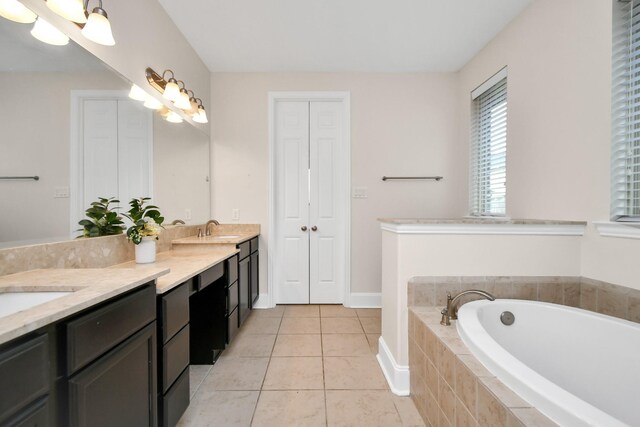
[158,0,532,73]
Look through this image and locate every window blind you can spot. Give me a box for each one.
[612,0,640,220]
[470,73,508,216]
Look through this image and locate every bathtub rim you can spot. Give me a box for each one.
[457,299,628,427]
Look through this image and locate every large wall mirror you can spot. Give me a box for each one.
[0,18,210,248]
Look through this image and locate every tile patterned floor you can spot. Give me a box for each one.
[178,305,425,427]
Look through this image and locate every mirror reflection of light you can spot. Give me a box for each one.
[129,84,148,102]
[31,16,70,46]
[143,95,164,110]
[0,0,36,24]
[166,111,183,124]
[82,5,115,46]
[46,0,86,24]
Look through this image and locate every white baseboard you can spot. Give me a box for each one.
[376,336,410,396]
[251,295,273,309]
[348,292,381,308]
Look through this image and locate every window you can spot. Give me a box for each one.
[470,68,508,216]
[612,0,640,221]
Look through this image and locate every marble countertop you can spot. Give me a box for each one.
[113,246,240,294]
[171,231,260,246]
[0,267,168,345]
[378,218,587,225]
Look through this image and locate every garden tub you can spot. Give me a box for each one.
[457,299,640,427]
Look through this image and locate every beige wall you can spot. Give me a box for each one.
[210,73,460,297]
[457,0,640,290]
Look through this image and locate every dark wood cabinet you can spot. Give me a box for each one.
[68,323,157,427]
[250,251,259,308]
[238,256,250,326]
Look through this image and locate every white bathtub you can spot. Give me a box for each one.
[456,299,640,427]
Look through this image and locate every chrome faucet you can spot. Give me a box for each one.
[440,290,496,326]
[205,219,220,236]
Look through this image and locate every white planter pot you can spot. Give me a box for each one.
[135,237,157,264]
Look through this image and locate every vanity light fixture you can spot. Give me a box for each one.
[193,100,208,124]
[46,0,86,23]
[161,70,180,102]
[128,84,147,102]
[0,0,36,23]
[145,67,208,124]
[31,16,69,45]
[174,81,192,110]
[81,0,115,46]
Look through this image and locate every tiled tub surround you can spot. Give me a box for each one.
[408,276,640,324]
[408,307,556,427]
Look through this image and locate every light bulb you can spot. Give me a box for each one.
[174,90,191,110]
[162,80,180,101]
[0,0,36,23]
[166,111,183,124]
[193,106,208,124]
[81,7,115,46]
[143,95,163,110]
[128,84,147,102]
[31,17,69,46]
[46,0,86,23]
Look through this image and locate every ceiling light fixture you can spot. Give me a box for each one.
[31,16,69,45]
[46,0,86,23]
[81,0,115,46]
[0,0,36,23]
[145,67,208,124]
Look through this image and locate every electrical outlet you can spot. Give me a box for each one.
[232,208,240,221]
[184,209,192,220]
[352,187,368,199]
[54,186,69,198]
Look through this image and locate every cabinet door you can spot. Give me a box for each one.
[68,323,157,427]
[238,257,250,326]
[250,252,259,308]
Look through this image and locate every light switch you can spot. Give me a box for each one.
[184,209,192,220]
[54,186,69,198]
[232,208,240,221]
[352,187,368,199]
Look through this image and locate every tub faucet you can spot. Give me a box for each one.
[440,290,496,326]
[205,219,220,236]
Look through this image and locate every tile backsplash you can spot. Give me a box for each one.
[408,276,640,324]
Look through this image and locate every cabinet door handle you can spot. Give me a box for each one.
[301,226,308,231]
[311,226,318,231]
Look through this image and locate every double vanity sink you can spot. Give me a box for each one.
[0,225,260,427]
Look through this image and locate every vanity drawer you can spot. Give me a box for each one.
[250,237,259,254]
[160,283,189,344]
[238,241,250,260]
[197,262,224,291]
[0,334,49,422]
[5,397,49,427]
[227,281,238,314]
[66,284,155,374]
[227,307,239,344]
[162,325,189,394]
[162,367,189,427]
[225,256,238,285]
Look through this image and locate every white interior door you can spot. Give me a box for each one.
[274,100,344,304]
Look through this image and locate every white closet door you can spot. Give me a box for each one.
[309,101,344,303]
[82,99,118,207]
[275,101,311,304]
[117,100,152,205]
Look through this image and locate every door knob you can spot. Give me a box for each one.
[301,226,308,231]
[311,226,318,231]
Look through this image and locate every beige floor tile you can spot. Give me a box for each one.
[252,390,326,427]
[222,334,276,358]
[272,334,322,357]
[322,334,370,356]
[177,390,259,427]
[241,316,282,334]
[321,317,364,333]
[356,308,381,318]
[359,317,382,334]
[263,357,324,390]
[250,306,285,318]
[366,334,380,354]
[326,390,402,427]
[283,304,320,317]
[392,395,426,427]
[279,317,321,334]
[189,365,212,399]
[320,305,358,317]
[324,356,387,389]
[202,357,269,390]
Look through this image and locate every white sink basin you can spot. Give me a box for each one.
[0,291,72,318]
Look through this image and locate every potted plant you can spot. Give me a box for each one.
[124,197,165,263]
[78,197,125,237]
